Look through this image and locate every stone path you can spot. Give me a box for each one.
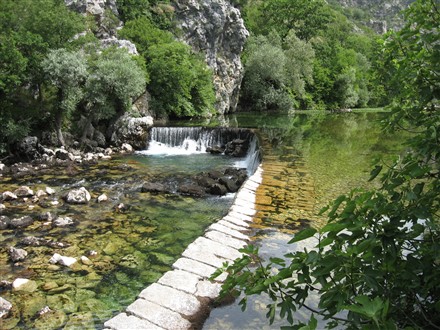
[104,166,263,330]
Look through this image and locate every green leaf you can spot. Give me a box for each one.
[288,227,317,244]
[369,165,383,181]
[320,222,347,234]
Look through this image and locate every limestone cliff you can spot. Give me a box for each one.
[174,0,249,114]
[64,0,138,54]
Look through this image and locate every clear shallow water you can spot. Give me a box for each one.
[0,150,242,329]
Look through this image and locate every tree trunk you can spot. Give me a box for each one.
[55,110,65,147]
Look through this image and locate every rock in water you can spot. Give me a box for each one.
[9,246,28,262]
[49,253,77,267]
[53,217,74,227]
[97,193,108,203]
[64,187,91,204]
[10,216,34,228]
[0,297,12,318]
[14,186,34,197]
[12,278,38,292]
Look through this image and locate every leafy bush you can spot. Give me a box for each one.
[119,17,215,118]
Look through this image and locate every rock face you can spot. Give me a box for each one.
[64,0,138,54]
[174,0,249,114]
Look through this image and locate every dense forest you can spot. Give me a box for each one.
[0,0,412,157]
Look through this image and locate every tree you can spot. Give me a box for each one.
[81,48,147,139]
[239,34,290,111]
[213,1,440,328]
[42,49,88,146]
[146,42,215,118]
[0,0,85,153]
[119,17,215,118]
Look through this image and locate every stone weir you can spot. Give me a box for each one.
[104,166,263,330]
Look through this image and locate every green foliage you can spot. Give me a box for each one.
[0,0,85,151]
[214,0,440,328]
[41,47,147,145]
[84,48,147,120]
[239,31,316,111]
[240,0,382,110]
[243,0,331,41]
[119,17,215,118]
[147,42,215,117]
[116,0,175,30]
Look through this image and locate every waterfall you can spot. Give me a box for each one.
[138,127,261,175]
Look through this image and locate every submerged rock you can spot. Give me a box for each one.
[12,278,38,292]
[45,187,56,195]
[0,215,11,229]
[141,182,169,194]
[10,216,34,228]
[9,247,28,262]
[2,191,17,201]
[64,187,91,204]
[53,217,75,227]
[49,253,77,267]
[178,184,206,197]
[97,193,108,203]
[0,297,12,318]
[209,183,228,196]
[14,186,34,197]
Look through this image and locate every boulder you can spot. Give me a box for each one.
[45,187,56,195]
[55,147,71,161]
[0,297,12,318]
[14,186,34,197]
[2,191,17,201]
[12,278,38,292]
[53,217,74,227]
[206,145,225,154]
[178,184,206,197]
[0,215,10,229]
[0,203,4,212]
[49,253,77,267]
[141,182,169,194]
[9,246,28,262]
[121,143,133,153]
[224,138,249,157]
[64,187,91,204]
[110,114,153,149]
[209,183,228,196]
[10,216,34,228]
[219,176,239,192]
[16,136,41,161]
[97,193,108,203]
[196,176,217,189]
[35,190,47,198]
